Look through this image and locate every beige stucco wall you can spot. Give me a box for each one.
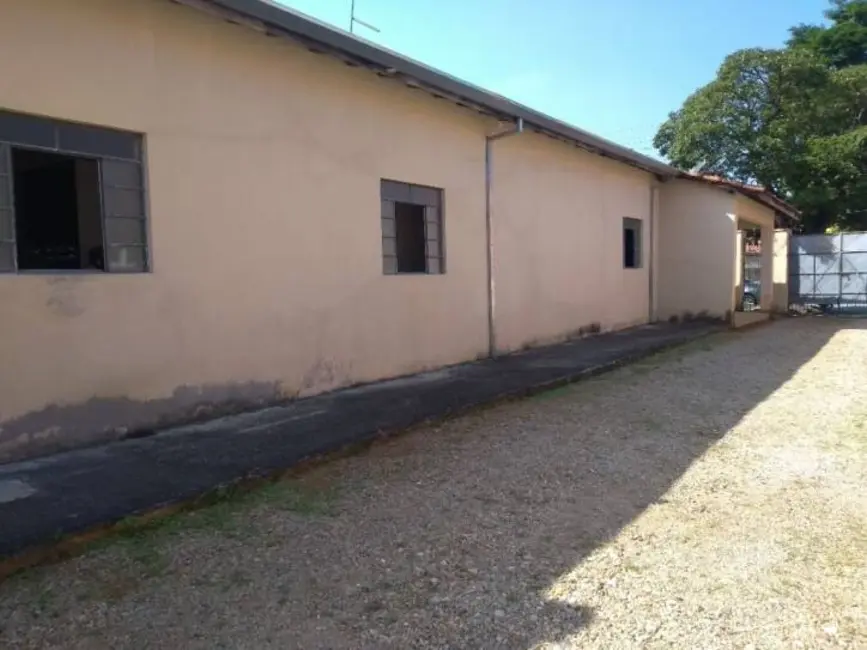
[735,196,776,230]
[0,0,496,460]
[773,230,790,312]
[656,179,737,321]
[490,133,654,352]
[732,310,770,328]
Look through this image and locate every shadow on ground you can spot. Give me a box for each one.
[272,318,859,648]
[1,317,862,649]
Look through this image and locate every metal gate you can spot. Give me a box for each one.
[789,232,867,313]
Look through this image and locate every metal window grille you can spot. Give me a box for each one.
[0,109,148,273]
[0,143,15,271]
[380,179,444,275]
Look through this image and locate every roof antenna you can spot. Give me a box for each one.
[350,0,380,34]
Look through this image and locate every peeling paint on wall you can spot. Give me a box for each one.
[296,358,352,398]
[0,381,284,464]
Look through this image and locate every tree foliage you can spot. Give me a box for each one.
[790,0,867,68]
[655,0,867,232]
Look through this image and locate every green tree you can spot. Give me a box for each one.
[789,0,867,68]
[655,1,867,233]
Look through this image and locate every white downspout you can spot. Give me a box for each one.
[485,118,524,357]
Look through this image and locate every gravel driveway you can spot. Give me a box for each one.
[2,317,866,649]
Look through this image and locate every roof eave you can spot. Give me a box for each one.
[677,173,801,222]
[175,0,678,178]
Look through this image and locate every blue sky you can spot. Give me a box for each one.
[274,0,830,159]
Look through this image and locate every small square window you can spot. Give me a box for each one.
[623,217,642,269]
[381,179,444,275]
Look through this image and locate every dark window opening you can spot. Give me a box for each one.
[623,217,642,269]
[12,148,103,271]
[395,201,427,273]
[380,179,444,275]
[624,228,637,268]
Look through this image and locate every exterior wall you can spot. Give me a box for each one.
[735,230,745,305]
[732,310,770,328]
[656,179,737,321]
[491,133,654,352]
[0,0,491,461]
[773,230,790,312]
[735,196,776,230]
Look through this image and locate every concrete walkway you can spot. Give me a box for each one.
[0,321,720,559]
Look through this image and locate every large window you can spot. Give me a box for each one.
[381,179,444,274]
[0,109,148,273]
[623,217,642,269]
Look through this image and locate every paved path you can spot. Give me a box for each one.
[2,317,866,649]
[0,320,717,559]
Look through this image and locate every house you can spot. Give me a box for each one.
[657,174,798,327]
[0,0,797,462]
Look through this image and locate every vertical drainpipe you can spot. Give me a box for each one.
[485,118,524,358]
[648,182,658,323]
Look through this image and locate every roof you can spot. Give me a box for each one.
[177,0,678,177]
[681,173,801,222]
[175,0,802,223]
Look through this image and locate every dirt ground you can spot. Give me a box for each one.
[1,317,866,650]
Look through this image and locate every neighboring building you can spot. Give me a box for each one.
[657,175,798,326]
[655,174,798,325]
[0,0,798,462]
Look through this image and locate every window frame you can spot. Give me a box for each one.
[380,179,445,276]
[622,216,643,270]
[0,109,149,275]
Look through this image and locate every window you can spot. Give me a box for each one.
[381,179,444,274]
[623,217,642,269]
[0,109,147,273]
[394,202,427,273]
